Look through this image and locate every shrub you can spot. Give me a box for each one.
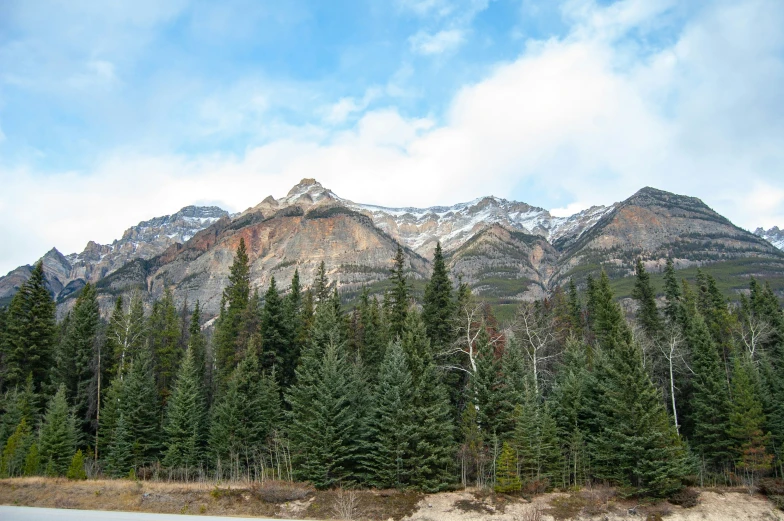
[251,481,313,503]
[66,450,87,480]
[667,487,698,508]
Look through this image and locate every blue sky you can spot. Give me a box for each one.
[1,0,783,274]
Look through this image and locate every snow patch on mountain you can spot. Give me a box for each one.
[755,226,784,251]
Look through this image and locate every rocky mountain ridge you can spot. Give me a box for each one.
[755,226,784,251]
[2,179,783,317]
[0,206,227,306]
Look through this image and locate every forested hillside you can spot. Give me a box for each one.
[1,239,784,500]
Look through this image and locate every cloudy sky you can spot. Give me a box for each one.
[1,0,783,275]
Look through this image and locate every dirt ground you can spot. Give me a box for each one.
[1,477,783,520]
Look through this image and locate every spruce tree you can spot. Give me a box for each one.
[470,327,512,439]
[214,238,251,393]
[687,312,733,468]
[591,270,631,350]
[590,338,688,496]
[388,245,409,340]
[423,242,455,353]
[280,270,304,389]
[187,302,206,383]
[66,449,87,480]
[209,351,281,469]
[313,261,331,306]
[729,355,770,474]
[567,279,584,336]
[38,385,77,476]
[357,290,386,373]
[365,341,416,488]
[3,262,56,393]
[286,306,367,488]
[260,277,287,373]
[662,258,682,326]
[23,441,39,476]
[409,358,455,491]
[0,418,33,478]
[56,282,100,439]
[494,442,522,493]
[104,413,134,477]
[163,348,207,469]
[632,259,662,339]
[0,376,38,450]
[148,288,181,401]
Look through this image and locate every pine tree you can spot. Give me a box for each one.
[687,312,733,468]
[591,270,631,350]
[3,262,56,393]
[209,351,281,469]
[567,279,584,336]
[280,270,304,389]
[729,355,770,473]
[286,306,367,488]
[590,338,688,496]
[313,261,331,306]
[0,418,33,478]
[423,242,455,352]
[56,282,100,439]
[163,348,207,469]
[365,341,416,488]
[356,289,386,373]
[38,385,77,476]
[388,245,409,340]
[662,258,682,326]
[23,441,39,476]
[0,376,38,450]
[494,442,521,493]
[409,358,455,491]
[470,327,512,439]
[260,277,287,373]
[188,302,206,383]
[148,288,182,401]
[632,259,662,339]
[214,238,252,393]
[66,449,87,480]
[104,413,134,477]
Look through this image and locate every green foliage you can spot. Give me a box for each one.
[365,341,416,488]
[423,242,455,353]
[0,418,33,478]
[260,277,287,373]
[494,442,521,493]
[104,413,134,477]
[209,351,281,466]
[106,292,146,377]
[687,312,733,468]
[3,262,56,393]
[214,238,251,394]
[148,288,182,401]
[38,385,78,477]
[55,282,100,439]
[23,442,39,476]
[163,348,207,469]
[388,245,410,340]
[632,259,663,338]
[66,449,87,480]
[286,307,367,488]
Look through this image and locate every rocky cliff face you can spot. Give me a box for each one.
[2,179,782,316]
[0,206,227,307]
[755,227,784,251]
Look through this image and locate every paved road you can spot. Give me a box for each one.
[0,506,291,520]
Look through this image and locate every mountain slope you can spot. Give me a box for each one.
[755,226,784,251]
[2,179,782,316]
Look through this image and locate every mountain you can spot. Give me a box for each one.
[0,205,228,307]
[755,226,784,251]
[2,179,782,318]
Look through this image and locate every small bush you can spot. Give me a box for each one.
[668,487,698,508]
[760,478,784,496]
[66,450,87,480]
[251,481,313,503]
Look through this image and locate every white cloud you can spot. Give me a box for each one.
[409,29,466,55]
[322,88,381,125]
[2,0,784,274]
[551,202,591,218]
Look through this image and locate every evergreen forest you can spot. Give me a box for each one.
[2,239,784,499]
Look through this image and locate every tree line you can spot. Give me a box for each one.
[1,240,783,498]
